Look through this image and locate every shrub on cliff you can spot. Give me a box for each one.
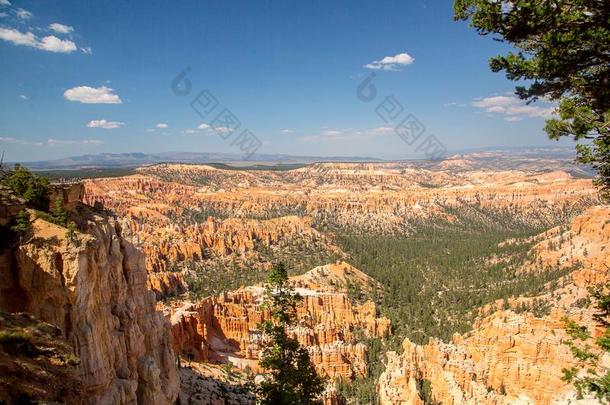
[562,284,610,403]
[65,221,79,246]
[254,262,324,405]
[1,164,50,210]
[11,210,30,235]
[51,196,67,226]
[0,330,38,357]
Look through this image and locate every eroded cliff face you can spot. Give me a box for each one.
[82,164,597,301]
[378,310,588,405]
[84,164,598,236]
[0,187,179,404]
[169,262,391,380]
[377,206,610,405]
[83,176,343,298]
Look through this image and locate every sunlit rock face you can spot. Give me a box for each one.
[377,206,610,405]
[0,192,179,405]
[84,163,598,237]
[82,163,597,300]
[169,262,391,380]
[76,161,601,403]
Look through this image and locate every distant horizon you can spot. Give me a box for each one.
[4,145,584,171]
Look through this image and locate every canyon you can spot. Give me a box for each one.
[169,262,391,380]
[81,160,597,301]
[377,205,610,404]
[1,155,607,404]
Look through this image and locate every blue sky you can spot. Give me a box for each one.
[0,0,573,162]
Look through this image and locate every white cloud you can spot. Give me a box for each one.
[213,126,232,134]
[46,138,103,146]
[364,52,415,71]
[300,126,394,142]
[64,86,122,104]
[156,123,168,129]
[471,94,555,120]
[49,23,74,34]
[0,136,42,146]
[15,7,31,19]
[0,0,12,6]
[0,27,37,47]
[280,129,293,134]
[80,46,92,54]
[322,130,343,136]
[18,94,27,100]
[185,123,233,136]
[87,119,124,129]
[38,35,77,52]
[0,27,76,53]
[0,136,102,147]
[444,101,467,108]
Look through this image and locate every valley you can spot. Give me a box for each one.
[1,152,607,404]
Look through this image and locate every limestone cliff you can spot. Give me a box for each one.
[0,186,179,404]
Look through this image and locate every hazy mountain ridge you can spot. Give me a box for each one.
[10,147,594,177]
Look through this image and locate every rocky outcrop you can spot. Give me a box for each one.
[83,176,342,298]
[0,198,179,404]
[149,271,187,300]
[0,185,25,226]
[520,205,610,275]
[377,206,610,404]
[378,310,585,405]
[48,183,84,211]
[84,163,598,238]
[134,215,328,272]
[170,262,391,380]
[81,164,598,302]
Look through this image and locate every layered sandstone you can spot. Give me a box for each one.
[0,189,179,404]
[378,310,586,405]
[83,175,342,298]
[170,262,391,380]
[377,206,610,404]
[84,163,597,238]
[520,205,610,276]
[81,163,597,300]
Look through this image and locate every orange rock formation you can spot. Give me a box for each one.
[0,187,179,404]
[377,206,610,404]
[170,262,391,380]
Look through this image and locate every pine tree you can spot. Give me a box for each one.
[254,263,324,405]
[454,0,610,200]
[11,210,30,243]
[65,221,78,245]
[51,196,67,226]
[562,283,610,402]
[2,164,50,210]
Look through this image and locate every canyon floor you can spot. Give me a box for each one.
[1,150,608,404]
